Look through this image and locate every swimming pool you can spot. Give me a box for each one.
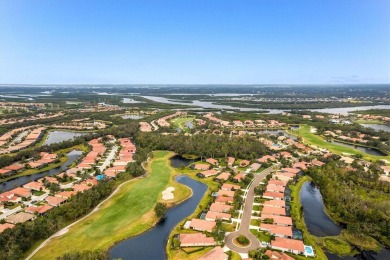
[304,245,315,256]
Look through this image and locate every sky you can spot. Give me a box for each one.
[0,0,389,84]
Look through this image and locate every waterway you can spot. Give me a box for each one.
[169,155,196,168]
[360,124,390,133]
[300,181,390,260]
[109,175,208,260]
[330,140,385,156]
[43,131,84,146]
[300,182,342,237]
[1,150,82,192]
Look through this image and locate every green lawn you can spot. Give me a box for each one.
[32,151,190,260]
[171,116,195,131]
[289,125,390,162]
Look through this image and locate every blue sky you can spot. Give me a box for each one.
[0,0,389,84]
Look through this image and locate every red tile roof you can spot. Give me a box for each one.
[189,219,216,232]
[260,224,293,237]
[179,233,216,247]
[271,237,305,253]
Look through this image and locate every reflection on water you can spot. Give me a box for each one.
[44,131,84,146]
[360,124,390,133]
[330,141,385,156]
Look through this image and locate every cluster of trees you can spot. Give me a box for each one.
[306,162,390,248]
[56,250,107,260]
[135,133,269,160]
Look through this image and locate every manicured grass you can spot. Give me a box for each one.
[32,151,190,260]
[171,116,195,132]
[289,125,390,162]
[250,229,271,243]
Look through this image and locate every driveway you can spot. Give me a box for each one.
[225,166,276,253]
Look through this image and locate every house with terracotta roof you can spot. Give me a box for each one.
[267,184,286,193]
[263,200,286,208]
[215,196,234,204]
[39,176,59,184]
[189,219,216,232]
[55,191,77,199]
[6,212,36,224]
[221,183,241,191]
[227,157,235,167]
[0,168,13,177]
[205,211,231,221]
[209,203,232,213]
[23,181,45,191]
[0,223,15,233]
[265,250,294,260]
[312,159,325,167]
[281,168,301,174]
[3,164,24,173]
[25,205,53,215]
[215,172,231,182]
[233,173,245,182]
[239,160,250,167]
[271,237,305,255]
[261,214,292,226]
[268,179,287,187]
[45,196,67,207]
[179,233,216,247]
[199,246,228,260]
[206,158,218,166]
[193,164,211,171]
[260,224,293,238]
[73,183,92,192]
[217,190,235,197]
[250,163,261,171]
[257,155,277,163]
[11,187,31,198]
[263,191,285,200]
[198,169,219,178]
[262,206,286,216]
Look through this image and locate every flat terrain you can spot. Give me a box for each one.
[292,125,390,162]
[171,116,195,131]
[31,150,190,259]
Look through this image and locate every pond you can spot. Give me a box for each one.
[43,131,85,146]
[360,124,390,133]
[330,141,386,156]
[169,155,196,168]
[300,182,342,237]
[109,175,208,260]
[1,150,83,192]
[121,115,144,119]
[326,249,390,260]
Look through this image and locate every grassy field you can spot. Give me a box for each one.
[171,116,195,132]
[289,125,390,162]
[32,151,191,260]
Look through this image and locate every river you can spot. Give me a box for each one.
[1,150,82,192]
[43,131,85,146]
[360,124,390,133]
[109,176,207,260]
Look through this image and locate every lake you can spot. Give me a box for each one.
[109,175,207,260]
[360,124,390,133]
[44,131,84,146]
[300,182,342,237]
[330,140,386,156]
[1,150,82,192]
[169,155,196,168]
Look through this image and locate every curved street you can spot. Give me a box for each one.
[225,166,275,253]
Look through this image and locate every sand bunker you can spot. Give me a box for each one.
[162,187,175,200]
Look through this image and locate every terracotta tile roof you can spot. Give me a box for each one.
[263,191,284,199]
[198,246,228,260]
[266,184,286,193]
[194,164,210,170]
[227,157,235,166]
[265,250,295,260]
[262,206,286,215]
[215,196,234,204]
[179,233,216,247]
[221,183,241,191]
[200,169,219,177]
[216,172,231,181]
[261,224,293,237]
[217,190,235,197]
[45,196,67,206]
[10,187,31,197]
[206,158,218,165]
[189,219,216,232]
[6,212,36,224]
[23,181,45,191]
[263,200,286,208]
[0,223,15,233]
[209,203,232,213]
[55,191,77,198]
[205,211,231,221]
[261,214,292,226]
[271,237,305,253]
[25,205,53,214]
[73,183,92,192]
[268,179,287,187]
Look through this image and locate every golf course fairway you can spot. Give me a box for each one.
[31,150,190,260]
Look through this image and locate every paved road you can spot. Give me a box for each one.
[225,167,276,253]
